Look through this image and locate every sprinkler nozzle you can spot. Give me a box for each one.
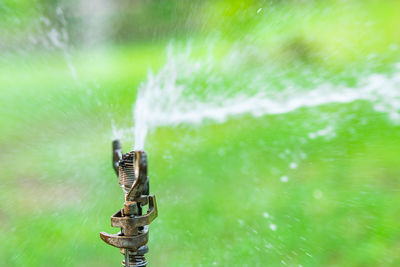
[100,139,157,267]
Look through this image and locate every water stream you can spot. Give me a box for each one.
[121,46,400,150]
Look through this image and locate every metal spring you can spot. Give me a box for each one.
[123,251,147,267]
[119,152,136,193]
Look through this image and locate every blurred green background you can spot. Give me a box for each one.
[1,0,399,266]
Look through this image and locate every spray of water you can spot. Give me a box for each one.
[47,7,79,82]
[130,44,400,150]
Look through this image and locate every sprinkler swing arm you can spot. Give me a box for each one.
[100,140,158,267]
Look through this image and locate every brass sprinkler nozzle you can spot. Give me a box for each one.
[100,140,158,267]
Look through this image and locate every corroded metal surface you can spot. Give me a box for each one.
[99,227,148,250]
[112,140,122,175]
[100,140,157,267]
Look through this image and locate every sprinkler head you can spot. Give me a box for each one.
[100,139,157,267]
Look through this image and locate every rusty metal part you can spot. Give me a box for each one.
[101,139,157,267]
[100,228,148,250]
[112,140,123,175]
[100,195,158,247]
[122,247,148,267]
[126,151,149,201]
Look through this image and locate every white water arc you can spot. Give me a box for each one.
[131,48,400,150]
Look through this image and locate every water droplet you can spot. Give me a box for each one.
[290,162,298,169]
[313,190,323,199]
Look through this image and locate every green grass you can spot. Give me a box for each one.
[1,1,400,266]
[1,48,399,266]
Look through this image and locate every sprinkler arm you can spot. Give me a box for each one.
[100,195,158,249]
[112,139,123,175]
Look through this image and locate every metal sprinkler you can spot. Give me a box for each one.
[100,140,158,267]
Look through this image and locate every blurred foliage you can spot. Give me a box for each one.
[1,0,399,69]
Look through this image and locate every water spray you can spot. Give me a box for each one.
[100,140,158,267]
